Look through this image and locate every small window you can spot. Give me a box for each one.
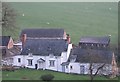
[97,44,99,47]
[28,59,33,66]
[49,60,55,67]
[70,66,73,70]
[18,58,21,63]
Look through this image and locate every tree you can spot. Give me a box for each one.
[1,2,17,29]
[118,40,120,67]
[81,49,108,82]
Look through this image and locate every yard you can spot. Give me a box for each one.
[2,68,119,80]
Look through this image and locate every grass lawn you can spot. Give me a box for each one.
[2,68,119,80]
[2,2,118,45]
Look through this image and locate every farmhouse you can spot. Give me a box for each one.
[1,29,118,77]
[10,28,72,72]
[13,39,72,71]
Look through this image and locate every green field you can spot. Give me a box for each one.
[3,2,118,44]
[2,68,119,80]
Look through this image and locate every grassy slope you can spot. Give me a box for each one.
[3,2,118,44]
[2,68,118,80]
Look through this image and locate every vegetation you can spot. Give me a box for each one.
[2,68,119,80]
[2,2,19,40]
[2,2,17,29]
[80,49,108,81]
[3,2,118,44]
[40,74,54,81]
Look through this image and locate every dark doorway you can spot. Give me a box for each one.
[35,64,38,69]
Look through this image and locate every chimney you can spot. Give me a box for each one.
[72,44,76,48]
[64,31,67,39]
[66,34,71,44]
[21,34,27,47]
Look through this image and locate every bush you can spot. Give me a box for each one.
[40,74,54,81]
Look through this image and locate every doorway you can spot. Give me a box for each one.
[35,64,38,69]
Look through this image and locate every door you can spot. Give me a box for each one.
[35,64,38,69]
[39,62,44,69]
[80,65,85,74]
[62,66,65,72]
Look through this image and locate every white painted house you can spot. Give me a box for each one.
[9,28,72,72]
[12,39,72,72]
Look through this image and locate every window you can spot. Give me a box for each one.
[103,45,106,47]
[70,66,73,70]
[18,58,21,63]
[80,65,85,74]
[97,44,99,47]
[28,59,33,66]
[49,60,55,67]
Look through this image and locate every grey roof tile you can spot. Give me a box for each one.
[79,36,110,44]
[21,39,68,56]
[68,47,113,64]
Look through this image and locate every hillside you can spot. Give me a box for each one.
[3,2,118,44]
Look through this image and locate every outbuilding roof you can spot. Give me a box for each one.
[79,36,110,44]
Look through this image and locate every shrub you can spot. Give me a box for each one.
[40,74,54,81]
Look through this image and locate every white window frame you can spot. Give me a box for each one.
[27,59,33,66]
[49,60,55,67]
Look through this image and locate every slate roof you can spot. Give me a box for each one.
[21,39,68,56]
[68,47,113,64]
[0,36,11,46]
[20,28,64,38]
[79,36,110,44]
